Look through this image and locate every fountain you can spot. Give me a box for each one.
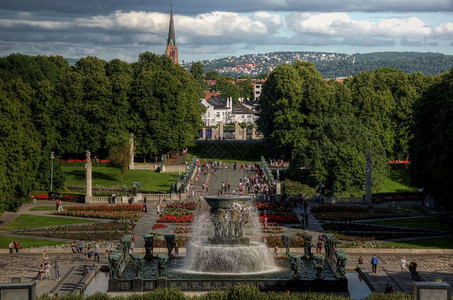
[182,195,279,274]
[107,195,349,295]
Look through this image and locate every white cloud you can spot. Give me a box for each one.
[287,13,439,38]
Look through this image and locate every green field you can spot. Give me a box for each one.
[28,206,55,211]
[0,236,68,249]
[362,217,452,232]
[381,166,417,193]
[1,214,96,230]
[188,141,268,163]
[381,238,453,249]
[63,166,178,193]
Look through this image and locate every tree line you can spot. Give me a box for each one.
[0,53,204,212]
[258,61,453,209]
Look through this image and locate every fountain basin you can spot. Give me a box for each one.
[182,241,280,274]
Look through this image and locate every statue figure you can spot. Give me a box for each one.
[161,154,165,166]
[281,234,292,256]
[312,254,324,279]
[324,234,337,260]
[143,234,154,260]
[108,252,122,279]
[86,150,91,163]
[276,168,280,181]
[121,235,133,258]
[164,234,175,257]
[130,254,144,279]
[302,233,313,259]
[287,254,301,278]
[335,249,348,279]
[157,254,169,277]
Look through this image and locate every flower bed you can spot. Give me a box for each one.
[167,202,197,210]
[259,214,299,224]
[262,223,284,234]
[65,204,142,212]
[21,221,134,232]
[52,210,142,221]
[174,226,190,234]
[256,202,293,211]
[152,224,168,230]
[157,214,194,223]
[160,208,193,216]
[311,205,407,221]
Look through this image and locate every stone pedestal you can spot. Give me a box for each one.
[413,282,451,300]
[85,150,92,204]
[243,127,247,139]
[252,127,256,139]
[202,128,206,140]
[129,133,135,170]
[132,279,143,292]
[219,122,224,140]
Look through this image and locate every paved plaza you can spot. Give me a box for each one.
[0,161,452,297]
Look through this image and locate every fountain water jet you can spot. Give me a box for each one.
[182,195,279,274]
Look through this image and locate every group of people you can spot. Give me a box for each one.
[8,241,19,253]
[38,251,61,281]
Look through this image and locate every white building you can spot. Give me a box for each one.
[200,97,233,126]
[201,96,257,126]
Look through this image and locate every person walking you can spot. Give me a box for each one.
[44,262,51,280]
[274,246,279,256]
[371,255,379,273]
[94,243,100,262]
[14,241,19,253]
[409,260,418,279]
[9,241,13,254]
[400,257,407,272]
[54,261,61,281]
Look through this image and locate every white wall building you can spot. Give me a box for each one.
[201,97,233,126]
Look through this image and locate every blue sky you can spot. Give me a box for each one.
[0,0,452,62]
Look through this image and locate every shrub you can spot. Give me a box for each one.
[281,180,315,195]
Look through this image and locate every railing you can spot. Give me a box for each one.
[91,197,110,203]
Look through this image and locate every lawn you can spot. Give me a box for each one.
[362,217,452,232]
[381,238,453,249]
[29,206,55,211]
[188,141,268,163]
[63,166,178,193]
[1,214,97,230]
[381,166,417,193]
[0,236,68,249]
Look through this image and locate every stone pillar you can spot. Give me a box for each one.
[219,121,224,140]
[251,127,256,139]
[276,183,281,195]
[202,128,206,140]
[234,121,241,140]
[129,133,134,170]
[365,150,372,203]
[243,127,247,140]
[85,150,92,203]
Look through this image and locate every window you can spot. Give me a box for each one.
[216,112,220,117]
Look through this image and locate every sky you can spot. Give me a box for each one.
[0,0,452,63]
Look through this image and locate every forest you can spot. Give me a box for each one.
[0,52,204,211]
[258,62,453,209]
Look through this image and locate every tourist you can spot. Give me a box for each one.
[358,256,364,264]
[142,203,147,214]
[105,250,110,263]
[38,264,44,280]
[87,247,92,262]
[274,246,279,256]
[413,272,421,281]
[303,200,308,213]
[71,241,77,253]
[304,212,309,226]
[409,260,418,279]
[9,241,13,254]
[48,290,54,297]
[317,239,323,254]
[400,257,407,272]
[94,243,100,262]
[77,240,85,253]
[111,193,116,204]
[14,241,19,253]
[175,243,179,256]
[371,255,379,273]
[54,261,61,281]
[385,284,394,293]
[263,214,268,229]
[45,262,51,280]
[157,203,161,215]
[83,265,90,275]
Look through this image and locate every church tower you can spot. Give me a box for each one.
[165,5,178,64]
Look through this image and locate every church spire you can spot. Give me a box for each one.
[165,4,178,64]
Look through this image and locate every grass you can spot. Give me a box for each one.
[1,214,97,230]
[28,206,55,211]
[381,166,417,193]
[381,238,453,249]
[0,236,68,249]
[63,166,178,193]
[188,141,268,163]
[362,217,452,232]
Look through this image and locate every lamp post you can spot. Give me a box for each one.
[50,151,55,193]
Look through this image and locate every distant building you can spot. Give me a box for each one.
[165,5,178,64]
[200,96,257,126]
